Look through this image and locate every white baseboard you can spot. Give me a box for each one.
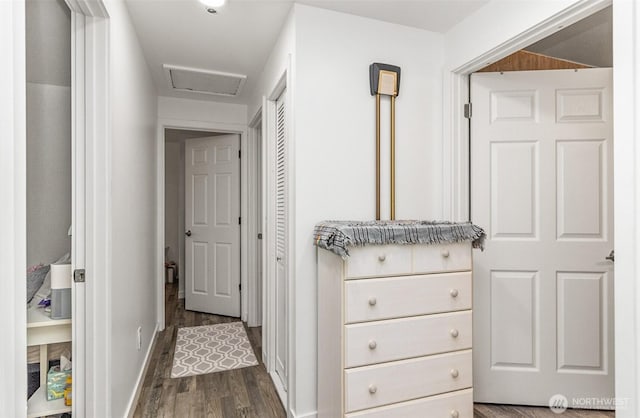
[292,410,317,418]
[178,290,185,299]
[269,370,288,410]
[125,323,159,418]
[269,371,318,418]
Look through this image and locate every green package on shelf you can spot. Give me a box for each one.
[47,366,72,401]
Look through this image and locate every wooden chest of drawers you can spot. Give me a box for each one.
[318,242,473,418]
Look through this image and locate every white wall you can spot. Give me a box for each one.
[248,7,295,121]
[25,0,72,267]
[25,0,71,86]
[292,5,445,416]
[165,141,181,266]
[26,83,71,266]
[158,96,247,127]
[107,1,159,416]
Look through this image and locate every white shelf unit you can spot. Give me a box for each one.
[27,304,72,418]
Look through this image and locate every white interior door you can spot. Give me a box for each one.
[185,135,241,317]
[471,68,614,407]
[275,91,288,391]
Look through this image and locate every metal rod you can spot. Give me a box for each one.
[376,94,381,220]
[390,95,396,220]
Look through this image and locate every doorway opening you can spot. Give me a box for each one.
[464,5,615,415]
[25,1,74,416]
[258,70,291,408]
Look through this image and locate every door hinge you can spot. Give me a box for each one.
[238,217,241,225]
[238,149,241,159]
[74,269,86,283]
[464,103,472,119]
[258,233,263,240]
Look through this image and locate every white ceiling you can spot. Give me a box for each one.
[525,6,612,68]
[126,0,293,104]
[125,0,489,104]
[298,1,488,33]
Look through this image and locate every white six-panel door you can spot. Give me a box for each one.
[471,69,614,407]
[185,135,241,317]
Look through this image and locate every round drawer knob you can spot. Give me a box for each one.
[450,329,459,338]
[368,384,377,394]
[441,249,450,258]
[450,289,459,298]
[368,297,377,306]
[450,369,459,378]
[450,410,460,418]
[368,340,377,350]
[378,254,386,262]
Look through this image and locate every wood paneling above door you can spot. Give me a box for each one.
[478,50,592,72]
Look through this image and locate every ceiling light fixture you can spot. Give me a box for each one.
[199,0,226,8]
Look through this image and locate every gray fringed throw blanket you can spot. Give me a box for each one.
[314,220,486,258]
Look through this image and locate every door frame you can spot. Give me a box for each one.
[155,119,249,330]
[0,3,27,416]
[247,110,264,328]
[262,62,294,413]
[445,0,612,222]
[1,0,110,416]
[444,0,640,415]
[67,3,112,417]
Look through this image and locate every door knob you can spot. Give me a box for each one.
[185,230,192,237]
[605,250,615,262]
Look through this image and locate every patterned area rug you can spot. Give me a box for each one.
[171,322,258,378]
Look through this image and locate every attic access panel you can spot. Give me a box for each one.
[163,65,247,97]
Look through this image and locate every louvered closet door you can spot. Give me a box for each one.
[275,90,288,391]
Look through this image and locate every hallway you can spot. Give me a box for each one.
[133,282,616,418]
[133,282,285,417]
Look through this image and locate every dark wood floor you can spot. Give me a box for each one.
[133,281,286,418]
[135,282,614,418]
[474,404,614,417]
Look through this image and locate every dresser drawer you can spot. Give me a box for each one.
[344,350,472,413]
[345,311,472,368]
[345,388,473,418]
[413,242,471,274]
[345,272,472,323]
[346,245,412,278]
